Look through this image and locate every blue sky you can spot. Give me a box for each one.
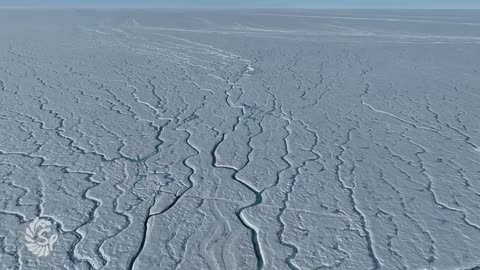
[0,0,479,8]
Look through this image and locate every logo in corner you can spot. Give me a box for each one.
[24,217,58,257]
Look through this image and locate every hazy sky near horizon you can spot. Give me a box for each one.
[0,0,479,8]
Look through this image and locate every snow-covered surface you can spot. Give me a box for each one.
[1,9,480,270]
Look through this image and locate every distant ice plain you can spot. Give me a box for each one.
[0,8,480,270]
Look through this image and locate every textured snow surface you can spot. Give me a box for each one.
[1,9,480,270]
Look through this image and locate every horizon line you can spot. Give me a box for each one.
[1,6,480,10]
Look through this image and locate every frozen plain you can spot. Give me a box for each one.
[1,8,480,270]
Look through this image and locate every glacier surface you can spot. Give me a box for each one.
[0,8,480,270]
